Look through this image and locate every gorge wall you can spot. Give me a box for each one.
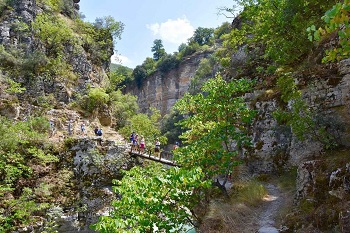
[124,42,350,231]
[124,51,213,116]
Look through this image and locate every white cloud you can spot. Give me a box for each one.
[111,54,130,66]
[147,17,194,44]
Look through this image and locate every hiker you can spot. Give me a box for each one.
[81,122,86,136]
[139,136,145,154]
[97,128,103,136]
[173,141,179,150]
[49,119,55,137]
[94,126,99,136]
[68,120,73,136]
[132,134,139,151]
[154,138,161,159]
[130,132,135,144]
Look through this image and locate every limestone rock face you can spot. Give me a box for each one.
[249,59,350,174]
[97,104,113,126]
[124,51,213,116]
[57,138,137,232]
[0,0,109,108]
[296,160,322,200]
[294,159,350,232]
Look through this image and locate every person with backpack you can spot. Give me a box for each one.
[132,134,139,151]
[130,132,135,143]
[154,138,161,159]
[97,128,103,136]
[173,141,179,150]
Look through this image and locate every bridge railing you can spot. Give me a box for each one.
[129,145,175,162]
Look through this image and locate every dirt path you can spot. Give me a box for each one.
[257,184,284,233]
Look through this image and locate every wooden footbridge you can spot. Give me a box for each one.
[128,148,179,167]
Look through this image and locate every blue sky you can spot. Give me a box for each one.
[79,0,234,68]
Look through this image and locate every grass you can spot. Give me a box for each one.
[232,180,268,207]
[200,179,268,232]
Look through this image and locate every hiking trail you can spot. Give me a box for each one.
[257,183,284,233]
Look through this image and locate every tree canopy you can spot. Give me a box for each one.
[91,164,209,233]
[174,75,256,180]
[151,39,166,61]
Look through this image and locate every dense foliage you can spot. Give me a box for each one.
[118,107,166,148]
[1,0,348,232]
[217,0,337,70]
[0,117,71,232]
[308,0,350,62]
[92,164,209,232]
[174,75,255,181]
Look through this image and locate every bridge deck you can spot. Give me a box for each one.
[128,150,179,167]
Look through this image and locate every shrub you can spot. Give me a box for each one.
[156,54,180,73]
[109,90,138,129]
[32,13,77,57]
[82,88,109,113]
[177,43,199,59]
[0,45,21,68]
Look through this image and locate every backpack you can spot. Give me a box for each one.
[97,129,102,136]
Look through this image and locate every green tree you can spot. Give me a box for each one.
[141,57,156,75]
[161,110,185,145]
[93,15,124,43]
[189,27,214,46]
[109,90,138,129]
[32,13,77,57]
[92,164,209,232]
[178,43,187,53]
[174,75,256,190]
[0,117,53,232]
[132,65,147,88]
[156,54,179,73]
[218,0,336,68]
[82,88,110,113]
[214,22,231,40]
[119,108,165,147]
[151,39,166,61]
[109,64,133,88]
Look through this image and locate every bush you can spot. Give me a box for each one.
[0,45,21,68]
[132,65,147,88]
[32,13,77,57]
[109,90,138,129]
[86,88,109,112]
[177,43,199,59]
[156,54,179,73]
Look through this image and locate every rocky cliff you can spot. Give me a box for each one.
[249,61,349,171]
[0,0,110,119]
[124,51,213,116]
[0,1,122,232]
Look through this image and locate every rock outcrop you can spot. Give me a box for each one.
[0,0,110,116]
[248,60,350,174]
[56,139,134,232]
